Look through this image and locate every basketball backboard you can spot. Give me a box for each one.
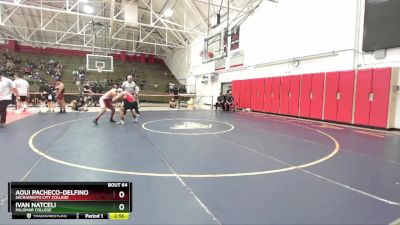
[202,29,227,64]
[86,54,114,73]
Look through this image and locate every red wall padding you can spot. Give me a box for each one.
[288,75,300,117]
[263,78,272,113]
[250,78,264,112]
[230,67,393,128]
[270,77,281,113]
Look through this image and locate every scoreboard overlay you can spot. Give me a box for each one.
[8,182,132,220]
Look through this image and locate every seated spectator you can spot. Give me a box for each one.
[78,73,86,81]
[173,86,179,99]
[187,97,194,110]
[71,96,87,112]
[54,69,62,78]
[169,98,177,108]
[2,51,11,60]
[26,58,34,68]
[47,67,54,76]
[215,92,226,111]
[39,60,45,70]
[83,84,93,107]
[72,69,79,81]
[48,58,55,67]
[53,74,60,81]
[6,59,14,71]
[33,72,42,82]
[225,92,234,111]
[78,66,85,74]
[169,83,174,93]
[24,66,33,75]
[14,57,22,65]
[140,80,146,90]
[56,62,63,69]
[6,71,13,78]
[97,84,104,94]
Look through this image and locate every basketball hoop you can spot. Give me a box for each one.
[96,66,103,73]
[95,61,105,73]
[86,54,113,72]
[200,50,214,59]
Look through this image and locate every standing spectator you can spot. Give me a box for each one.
[91,84,101,107]
[39,81,48,108]
[13,73,29,113]
[0,71,18,127]
[44,83,56,112]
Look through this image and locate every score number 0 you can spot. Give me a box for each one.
[118,191,126,211]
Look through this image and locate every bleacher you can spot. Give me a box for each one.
[1,51,179,94]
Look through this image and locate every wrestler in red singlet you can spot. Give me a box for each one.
[112,90,138,125]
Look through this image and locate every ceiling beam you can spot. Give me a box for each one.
[0,23,184,48]
[0,0,205,35]
[192,0,243,12]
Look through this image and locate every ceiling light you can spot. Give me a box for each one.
[83,5,94,14]
[163,9,173,17]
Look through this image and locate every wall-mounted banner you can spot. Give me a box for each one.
[229,49,244,68]
[215,57,226,71]
[230,26,240,51]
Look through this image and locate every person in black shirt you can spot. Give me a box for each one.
[39,82,48,107]
[215,92,226,111]
[225,92,234,111]
[91,84,102,107]
[98,84,104,93]
[43,83,56,112]
[71,96,86,111]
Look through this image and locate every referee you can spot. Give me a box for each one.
[121,75,140,115]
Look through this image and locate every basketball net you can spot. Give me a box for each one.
[96,65,104,73]
[200,50,214,60]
